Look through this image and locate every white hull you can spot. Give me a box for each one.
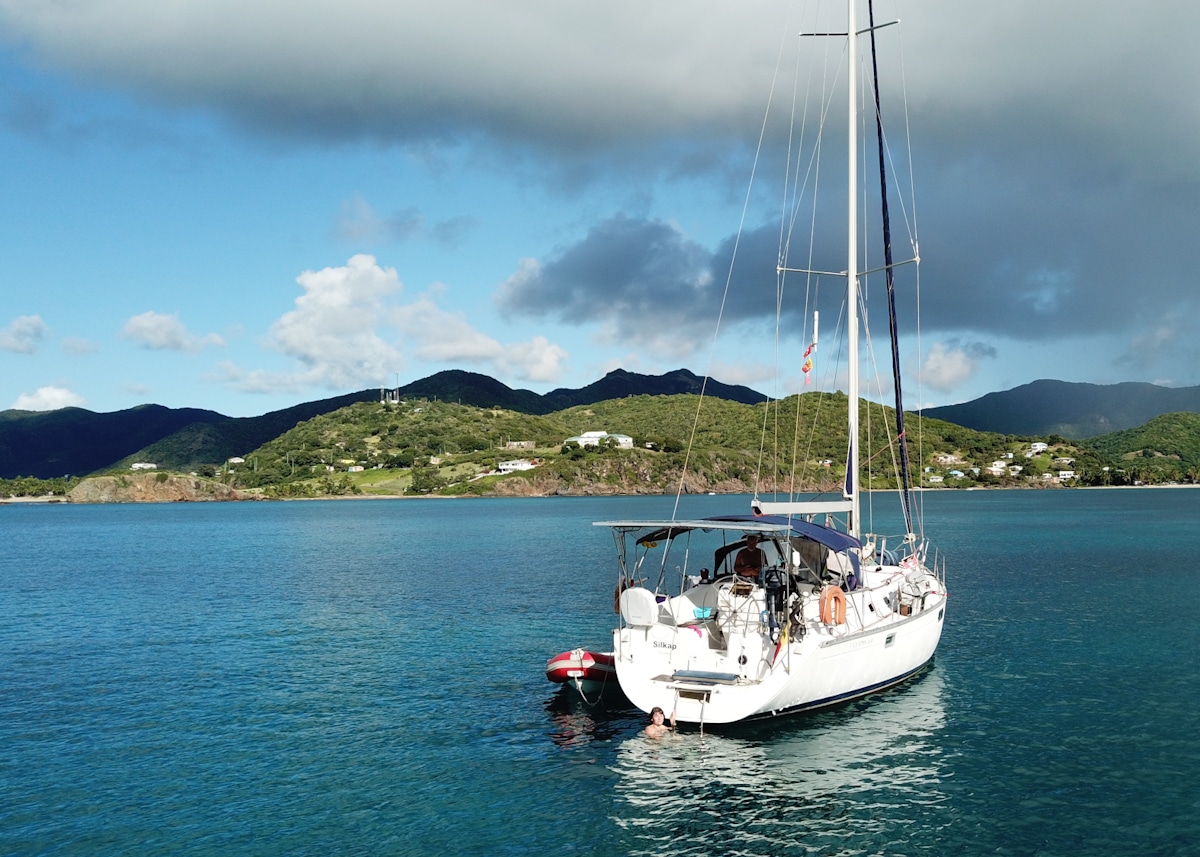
[613,563,946,725]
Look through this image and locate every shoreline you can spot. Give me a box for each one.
[4,482,1199,505]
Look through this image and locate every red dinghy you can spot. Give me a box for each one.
[545,648,618,695]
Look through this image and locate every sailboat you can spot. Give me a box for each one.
[595,1,947,726]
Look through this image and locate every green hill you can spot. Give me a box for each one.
[11,389,1200,501]
[213,392,1105,498]
[1079,412,1200,483]
[0,368,766,478]
[0,404,227,478]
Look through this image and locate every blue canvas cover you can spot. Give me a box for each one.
[704,514,863,557]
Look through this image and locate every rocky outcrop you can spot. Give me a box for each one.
[486,456,838,498]
[67,473,258,503]
[490,471,570,497]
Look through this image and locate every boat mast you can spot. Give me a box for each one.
[846,0,861,537]
[867,0,915,535]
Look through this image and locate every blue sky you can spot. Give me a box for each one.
[2,1,1199,418]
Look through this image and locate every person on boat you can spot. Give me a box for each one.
[734,534,765,579]
[644,706,675,738]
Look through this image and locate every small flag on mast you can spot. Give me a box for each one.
[803,311,818,385]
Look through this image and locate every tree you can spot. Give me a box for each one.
[408,465,444,495]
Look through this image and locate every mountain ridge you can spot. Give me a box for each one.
[923,379,1200,439]
[5,371,1199,479]
[0,368,765,478]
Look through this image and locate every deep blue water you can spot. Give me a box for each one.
[2,490,1199,855]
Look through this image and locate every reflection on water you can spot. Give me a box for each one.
[609,669,949,856]
[543,687,640,750]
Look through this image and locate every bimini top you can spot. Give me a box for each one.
[594,514,862,557]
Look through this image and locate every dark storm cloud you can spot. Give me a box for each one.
[497,213,875,358]
[0,1,782,150]
[497,215,721,349]
[6,0,1200,380]
[909,110,1200,342]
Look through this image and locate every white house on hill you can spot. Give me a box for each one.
[565,430,634,449]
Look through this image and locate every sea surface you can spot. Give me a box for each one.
[2,489,1199,856]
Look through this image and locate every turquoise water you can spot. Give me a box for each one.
[2,490,1199,855]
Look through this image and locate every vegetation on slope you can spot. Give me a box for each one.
[9,395,1200,501]
[1078,413,1200,483]
[226,400,573,497]
[210,394,1144,498]
[0,475,78,499]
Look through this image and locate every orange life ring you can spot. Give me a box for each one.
[819,585,847,625]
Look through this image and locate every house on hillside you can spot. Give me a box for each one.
[565,430,634,449]
[499,459,537,473]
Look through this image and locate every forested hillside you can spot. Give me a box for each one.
[6,395,1200,500]
[167,394,1152,498]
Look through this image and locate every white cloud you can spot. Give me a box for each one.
[336,193,394,243]
[121,311,224,351]
[920,340,997,394]
[215,362,307,396]
[221,255,571,396]
[334,193,472,247]
[496,335,568,383]
[1120,316,1183,372]
[62,336,100,355]
[397,296,568,383]
[0,315,48,353]
[12,385,85,411]
[706,359,775,390]
[398,296,503,362]
[257,254,407,390]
